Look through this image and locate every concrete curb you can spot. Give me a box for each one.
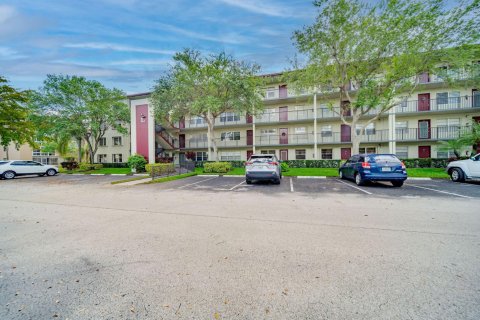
[408,177,432,180]
[295,176,327,179]
[198,174,220,177]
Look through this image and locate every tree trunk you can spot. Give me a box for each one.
[205,111,217,161]
[351,131,361,155]
[77,138,82,163]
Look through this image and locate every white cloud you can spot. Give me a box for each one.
[63,42,176,55]
[109,58,170,66]
[0,5,15,23]
[216,0,298,17]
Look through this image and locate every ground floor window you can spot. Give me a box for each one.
[437,149,455,158]
[112,154,123,163]
[261,150,276,155]
[219,152,241,161]
[321,149,333,159]
[195,151,208,161]
[359,147,376,154]
[396,146,408,159]
[32,157,58,165]
[97,154,107,163]
[295,149,306,160]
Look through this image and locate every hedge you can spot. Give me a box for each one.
[400,158,449,168]
[195,161,244,168]
[78,163,104,171]
[98,163,129,168]
[203,162,232,173]
[146,163,175,176]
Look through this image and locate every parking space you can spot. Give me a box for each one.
[147,175,479,199]
[0,173,133,185]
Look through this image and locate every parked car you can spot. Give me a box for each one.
[339,154,407,187]
[0,160,58,180]
[446,153,480,182]
[245,154,281,184]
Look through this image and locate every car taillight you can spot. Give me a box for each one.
[245,162,252,166]
[401,161,406,169]
[361,162,371,169]
[268,161,279,166]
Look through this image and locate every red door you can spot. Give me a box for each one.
[279,106,288,122]
[280,149,288,161]
[418,120,431,139]
[418,146,431,159]
[246,130,253,146]
[179,134,185,148]
[247,150,253,160]
[341,124,351,142]
[246,113,253,124]
[179,117,185,129]
[418,93,431,111]
[341,148,351,160]
[279,128,288,144]
[279,85,288,98]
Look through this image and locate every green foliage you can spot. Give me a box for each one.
[401,158,450,168]
[127,154,147,172]
[78,163,103,171]
[146,163,175,176]
[280,162,290,172]
[0,76,36,148]
[437,139,468,158]
[459,122,480,153]
[31,75,130,163]
[203,162,232,173]
[195,160,244,168]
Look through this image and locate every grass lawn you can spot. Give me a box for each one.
[142,172,197,184]
[60,167,132,175]
[195,167,449,178]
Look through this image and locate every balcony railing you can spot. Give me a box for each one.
[395,126,471,141]
[256,133,314,146]
[395,95,479,113]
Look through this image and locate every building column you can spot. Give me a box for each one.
[388,109,396,154]
[148,104,155,164]
[313,93,318,159]
[252,114,256,154]
[130,100,137,155]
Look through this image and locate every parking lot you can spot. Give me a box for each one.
[132,175,480,199]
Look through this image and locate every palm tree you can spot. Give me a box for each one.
[459,122,480,155]
[438,139,467,159]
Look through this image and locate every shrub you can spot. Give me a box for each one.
[127,154,147,172]
[146,163,175,176]
[203,162,232,173]
[280,162,290,172]
[78,163,103,171]
[101,162,129,168]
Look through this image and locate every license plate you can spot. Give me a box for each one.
[381,167,391,172]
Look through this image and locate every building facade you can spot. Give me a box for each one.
[128,72,480,163]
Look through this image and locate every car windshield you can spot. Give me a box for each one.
[370,155,401,163]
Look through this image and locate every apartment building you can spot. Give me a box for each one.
[128,72,480,163]
[0,142,61,164]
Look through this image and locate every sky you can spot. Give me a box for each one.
[0,0,317,94]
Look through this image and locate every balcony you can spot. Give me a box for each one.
[395,95,479,114]
[395,126,471,141]
[256,133,314,147]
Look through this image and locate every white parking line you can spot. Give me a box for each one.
[177,177,217,189]
[290,178,294,192]
[228,180,246,190]
[407,184,473,199]
[336,180,372,195]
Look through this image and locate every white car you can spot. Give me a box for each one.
[446,153,480,182]
[0,160,58,180]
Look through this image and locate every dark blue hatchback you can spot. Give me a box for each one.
[339,154,407,187]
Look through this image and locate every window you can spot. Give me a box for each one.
[321,125,332,137]
[189,133,207,142]
[395,121,408,139]
[112,154,123,163]
[396,146,408,159]
[189,116,205,125]
[32,149,55,156]
[97,154,107,163]
[99,137,107,147]
[437,149,455,159]
[112,136,122,146]
[295,149,306,160]
[195,151,208,161]
[356,123,375,135]
[295,127,306,134]
[359,147,376,154]
[260,128,276,135]
[261,150,276,155]
[221,132,240,141]
[436,92,449,105]
[437,118,460,139]
[266,87,276,99]
[321,149,333,159]
[437,92,461,109]
[220,151,241,161]
[220,112,240,123]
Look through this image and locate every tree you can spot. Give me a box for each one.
[151,49,264,161]
[459,122,480,155]
[0,76,36,153]
[32,75,129,163]
[290,0,480,154]
[438,139,467,159]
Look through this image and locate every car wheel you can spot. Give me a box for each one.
[450,168,465,182]
[339,170,344,179]
[273,178,281,185]
[391,181,404,187]
[246,179,252,185]
[3,171,16,180]
[355,173,364,186]
[46,169,57,176]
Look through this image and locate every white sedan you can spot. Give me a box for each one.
[0,160,58,179]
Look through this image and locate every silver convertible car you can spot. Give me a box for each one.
[0,160,58,179]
